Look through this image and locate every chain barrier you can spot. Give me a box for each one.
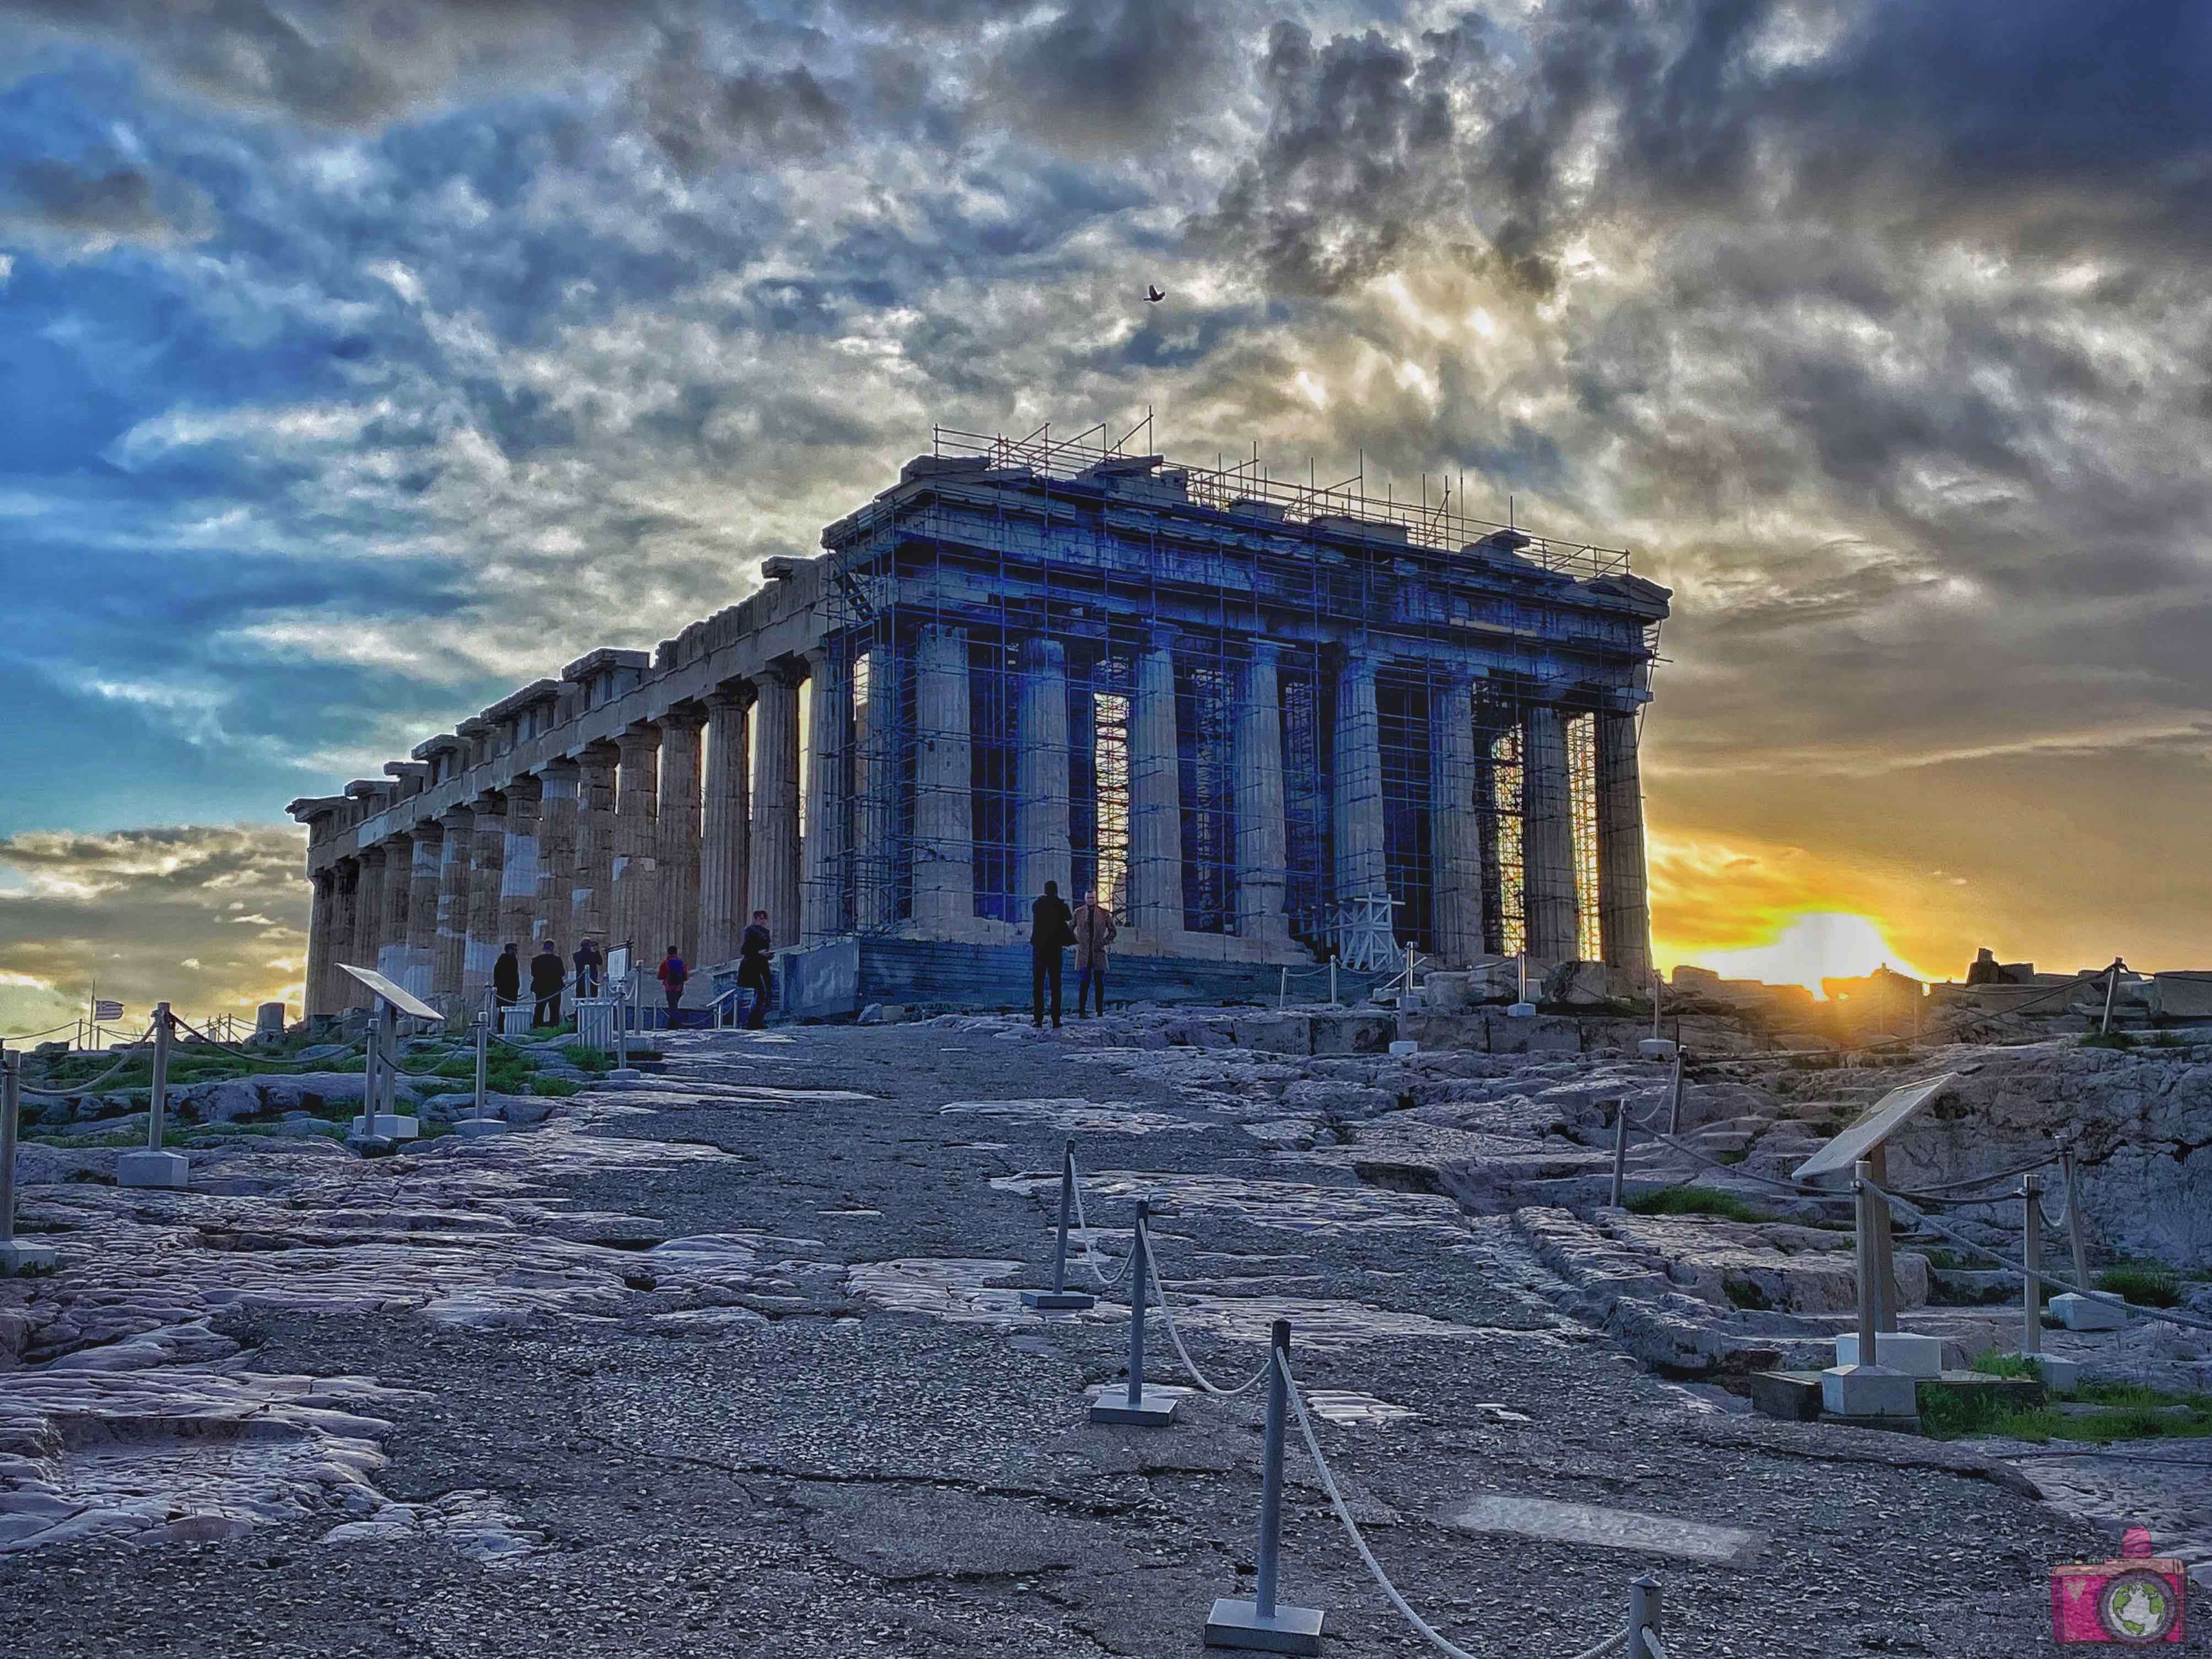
[1138,1216,1285,1399]
[1864,1179,2212,1334]
[1276,1347,1634,1659]
[1065,1150,1136,1292]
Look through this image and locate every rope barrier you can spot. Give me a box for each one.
[19,1024,158,1098]
[169,1014,368,1073]
[1277,1348,1632,1659]
[0,1019,80,1042]
[1141,1218,1273,1398]
[1066,1152,1136,1292]
[1864,1180,2212,1334]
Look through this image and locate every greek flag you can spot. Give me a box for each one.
[93,1000,123,1021]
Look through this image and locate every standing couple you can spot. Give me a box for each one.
[1030,881,1116,1028]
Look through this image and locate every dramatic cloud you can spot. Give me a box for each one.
[0,826,308,1033]
[3,0,2210,1029]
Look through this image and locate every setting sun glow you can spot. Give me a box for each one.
[1664,912,1935,998]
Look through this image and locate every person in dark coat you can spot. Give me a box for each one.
[493,942,521,1011]
[573,938,602,998]
[656,945,687,1022]
[1030,880,1073,1030]
[737,911,773,1029]
[530,941,564,1028]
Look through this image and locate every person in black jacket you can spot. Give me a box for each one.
[530,941,564,1028]
[737,910,773,1029]
[572,938,602,998]
[492,942,521,1012]
[1030,881,1073,1030]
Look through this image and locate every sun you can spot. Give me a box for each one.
[1674,913,1936,998]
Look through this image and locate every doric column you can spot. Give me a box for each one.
[327,859,360,1012]
[572,742,617,952]
[305,869,336,1017]
[352,844,388,1007]
[537,760,579,957]
[375,832,412,986]
[1431,680,1484,967]
[855,644,898,931]
[1521,703,1580,962]
[611,723,661,958]
[1015,637,1072,905]
[909,624,972,933]
[433,805,474,997]
[498,773,544,952]
[1128,630,1183,938]
[404,825,442,996]
[748,662,804,945]
[1596,709,1653,977]
[463,793,507,998]
[801,648,853,945]
[658,704,706,965]
[1333,654,1387,906]
[699,684,752,965]
[1233,640,1288,945]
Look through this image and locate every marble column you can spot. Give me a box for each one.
[1521,704,1580,962]
[1595,709,1653,977]
[1233,640,1289,945]
[498,773,544,954]
[909,624,972,934]
[352,844,387,1008]
[376,834,412,987]
[1333,655,1387,906]
[1128,631,1183,938]
[611,724,661,959]
[463,793,507,998]
[699,685,752,965]
[1015,637,1072,905]
[748,663,804,946]
[1431,680,1485,967]
[327,860,360,1014]
[404,825,442,997]
[433,805,474,998]
[801,649,852,945]
[657,705,706,965]
[572,742,618,953]
[853,649,898,933]
[537,760,579,956]
[305,870,335,1017]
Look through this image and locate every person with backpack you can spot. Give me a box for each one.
[737,910,773,1028]
[1030,880,1073,1029]
[655,945,687,1024]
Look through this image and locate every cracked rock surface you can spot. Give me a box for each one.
[0,1019,2186,1656]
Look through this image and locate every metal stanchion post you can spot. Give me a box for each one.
[1610,1099,1629,1208]
[2022,1173,2043,1358]
[1278,968,1287,1011]
[1855,1160,1880,1362]
[1024,1141,1095,1311]
[455,1011,507,1137]
[1666,1049,1686,1136]
[1,1052,53,1274]
[2058,1146,2090,1291]
[1205,1319,1324,1653]
[1628,1576,1662,1659]
[475,1014,488,1119]
[118,1003,189,1188]
[1328,961,1338,1008]
[2100,960,2119,1036]
[1090,1198,1177,1424]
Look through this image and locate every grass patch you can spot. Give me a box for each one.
[2078,1031,2136,1050]
[2098,1261,2183,1308]
[1624,1187,1779,1225]
[531,1078,582,1098]
[1970,1349,2044,1379]
[561,1043,612,1075]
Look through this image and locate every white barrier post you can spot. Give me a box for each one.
[1090,1199,1177,1425]
[1821,1159,1916,1418]
[118,1003,189,1189]
[1328,961,1338,1008]
[1205,1319,1325,1653]
[455,1011,506,1138]
[1,1052,55,1275]
[1022,1141,1094,1311]
[1278,968,1287,1011]
[1610,1100,1630,1208]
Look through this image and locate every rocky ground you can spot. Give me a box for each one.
[2,1012,2205,1658]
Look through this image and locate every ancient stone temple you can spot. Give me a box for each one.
[289,427,1669,1016]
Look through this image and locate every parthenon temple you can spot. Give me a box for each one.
[288,425,1670,1016]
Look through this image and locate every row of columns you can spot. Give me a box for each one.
[310,664,810,1015]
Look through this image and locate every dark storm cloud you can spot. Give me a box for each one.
[0,156,215,251]
[984,0,1230,158]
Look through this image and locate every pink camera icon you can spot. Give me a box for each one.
[2051,1526,2187,1644]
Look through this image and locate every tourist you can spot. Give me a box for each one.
[573,938,602,998]
[1070,888,1117,1017]
[530,941,564,1028]
[493,941,521,1012]
[1030,879,1073,1029]
[656,944,687,1024]
[738,910,773,1028]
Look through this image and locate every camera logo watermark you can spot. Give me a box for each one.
[2050,1526,2187,1645]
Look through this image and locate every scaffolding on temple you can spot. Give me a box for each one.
[807,417,1664,971]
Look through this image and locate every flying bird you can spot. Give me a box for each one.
[1145,285,1165,304]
